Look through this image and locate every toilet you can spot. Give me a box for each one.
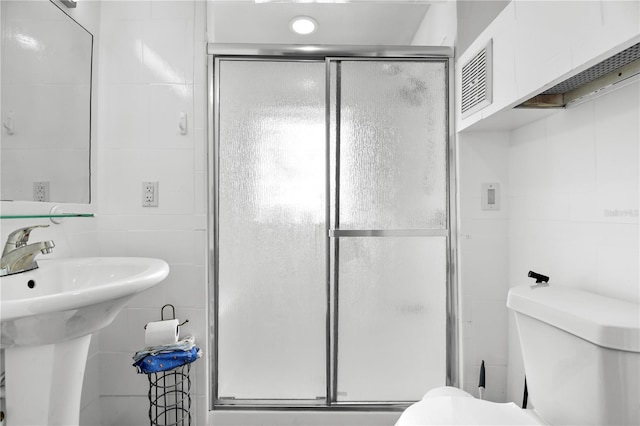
[396,284,640,425]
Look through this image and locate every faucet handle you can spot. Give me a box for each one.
[4,225,50,250]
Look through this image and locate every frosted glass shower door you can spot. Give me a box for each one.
[329,60,449,402]
[216,60,327,401]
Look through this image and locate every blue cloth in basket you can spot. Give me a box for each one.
[133,346,200,374]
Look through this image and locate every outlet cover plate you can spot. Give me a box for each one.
[142,181,158,207]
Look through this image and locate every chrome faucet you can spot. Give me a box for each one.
[0,225,55,276]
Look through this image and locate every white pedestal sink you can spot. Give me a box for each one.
[0,257,170,426]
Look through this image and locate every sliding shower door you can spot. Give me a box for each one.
[213,55,451,406]
[329,60,448,402]
[216,60,327,401]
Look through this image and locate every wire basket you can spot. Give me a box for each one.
[147,363,191,426]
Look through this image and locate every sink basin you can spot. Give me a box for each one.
[1,257,170,347]
[0,257,169,426]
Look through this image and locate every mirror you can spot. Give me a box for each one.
[1,0,92,203]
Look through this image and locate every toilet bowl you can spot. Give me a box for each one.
[396,284,640,426]
[395,386,544,426]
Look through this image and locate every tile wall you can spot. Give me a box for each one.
[506,80,640,404]
[458,80,639,407]
[457,131,510,401]
[93,1,209,424]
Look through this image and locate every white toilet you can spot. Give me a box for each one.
[396,284,640,425]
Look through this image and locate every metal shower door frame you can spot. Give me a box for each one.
[207,45,458,411]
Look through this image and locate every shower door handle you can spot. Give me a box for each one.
[328,229,447,238]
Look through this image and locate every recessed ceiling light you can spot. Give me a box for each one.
[290,16,317,35]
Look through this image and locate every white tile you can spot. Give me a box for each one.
[483,365,507,403]
[596,243,640,303]
[151,1,194,20]
[546,103,597,195]
[194,39,208,86]
[100,20,145,84]
[100,149,195,216]
[99,395,149,426]
[506,367,526,407]
[471,300,508,366]
[190,352,208,397]
[142,20,193,84]
[457,132,510,197]
[193,395,208,426]
[195,171,207,215]
[146,84,195,149]
[163,265,207,309]
[193,83,207,131]
[460,300,473,339]
[175,307,207,345]
[128,279,167,309]
[100,1,151,21]
[97,215,200,232]
[79,399,102,426]
[81,353,100,409]
[99,352,148,396]
[508,193,570,222]
[595,82,640,194]
[194,0,208,42]
[125,230,195,264]
[99,308,135,353]
[102,85,149,148]
[194,230,207,266]
[508,117,550,195]
[96,230,129,257]
[194,127,207,172]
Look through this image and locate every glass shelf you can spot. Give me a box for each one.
[0,213,94,219]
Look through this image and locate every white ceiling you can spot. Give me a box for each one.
[206,1,433,45]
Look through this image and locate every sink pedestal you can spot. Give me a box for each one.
[4,335,91,426]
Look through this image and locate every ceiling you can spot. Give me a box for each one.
[206,1,433,46]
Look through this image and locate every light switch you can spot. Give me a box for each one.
[481,183,500,210]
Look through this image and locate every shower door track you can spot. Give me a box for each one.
[207,45,458,411]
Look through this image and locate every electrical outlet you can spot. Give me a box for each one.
[33,181,50,202]
[142,181,158,207]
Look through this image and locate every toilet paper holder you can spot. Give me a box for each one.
[144,303,189,329]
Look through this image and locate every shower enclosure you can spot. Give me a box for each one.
[208,46,455,408]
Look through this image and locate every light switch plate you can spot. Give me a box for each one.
[481,182,500,210]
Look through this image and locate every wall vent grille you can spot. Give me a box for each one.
[461,40,493,117]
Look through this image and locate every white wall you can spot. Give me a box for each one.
[506,81,640,404]
[457,131,510,400]
[457,80,640,406]
[94,1,209,424]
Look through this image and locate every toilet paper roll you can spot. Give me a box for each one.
[144,319,179,347]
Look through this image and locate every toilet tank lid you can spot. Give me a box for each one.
[507,285,640,352]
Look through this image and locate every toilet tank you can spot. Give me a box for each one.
[507,285,640,426]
